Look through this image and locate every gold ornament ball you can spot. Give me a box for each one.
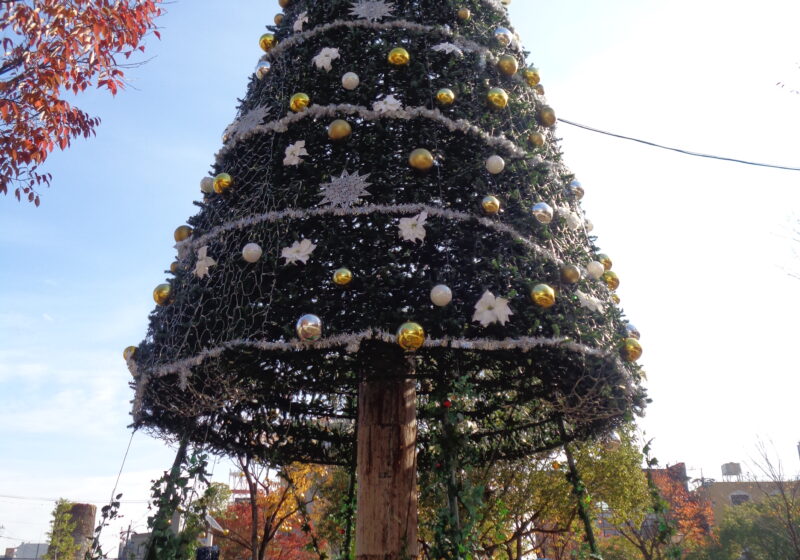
[602,270,620,291]
[487,87,509,109]
[531,284,556,308]
[561,264,582,284]
[259,33,277,52]
[482,195,501,215]
[123,346,137,361]
[388,47,410,66]
[174,225,193,242]
[522,67,541,87]
[538,105,557,127]
[611,294,621,304]
[436,88,456,106]
[409,148,434,171]
[213,172,233,194]
[278,0,290,7]
[497,54,519,76]
[170,261,180,274]
[328,119,352,140]
[274,13,284,25]
[289,92,311,112]
[597,254,613,270]
[153,283,172,306]
[457,8,471,20]
[333,267,353,286]
[529,131,545,148]
[397,322,425,352]
[622,338,643,362]
[296,314,323,342]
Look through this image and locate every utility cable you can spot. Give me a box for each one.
[558,118,800,172]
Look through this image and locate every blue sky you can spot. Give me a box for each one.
[2,0,800,552]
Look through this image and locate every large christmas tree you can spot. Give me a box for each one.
[128,0,646,557]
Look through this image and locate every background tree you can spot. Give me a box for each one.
[0,0,162,205]
[212,458,325,560]
[601,460,713,560]
[44,498,78,560]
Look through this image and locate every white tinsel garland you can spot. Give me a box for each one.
[140,331,614,382]
[261,19,492,64]
[215,103,528,163]
[176,203,563,266]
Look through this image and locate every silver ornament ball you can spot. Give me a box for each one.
[200,177,215,194]
[255,60,271,80]
[296,314,323,341]
[430,284,453,307]
[567,180,585,200]
[532,202,554,224]
[626,323,641,340]
[242,242,263,263]
[494,27,513,47]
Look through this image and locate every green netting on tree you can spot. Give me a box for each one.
[128,0,647,467]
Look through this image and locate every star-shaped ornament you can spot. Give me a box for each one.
[284,140,309,166]
[472,291,513,327]
[222,105,271,143]
[194,246,217,279]
[398,211,427,243]
[312,47,340,72]
[281,239,317,265]
[294,11,309,32]
[319,170,372,208]
[349,0,395,21]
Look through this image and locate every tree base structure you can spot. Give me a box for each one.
[356,376,418,560]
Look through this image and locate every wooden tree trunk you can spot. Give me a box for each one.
[356,376,418,560]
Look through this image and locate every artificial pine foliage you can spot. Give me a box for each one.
[130,0,646,471]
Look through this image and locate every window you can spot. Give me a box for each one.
[730,492,750,506]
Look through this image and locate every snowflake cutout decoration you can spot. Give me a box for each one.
[349,0,395,21]
[193,246,217,279]
[372,94,403,114]
[281,239,317,265]
[558,207,583,231]
[293,11,309,32]
[319,170,372,208]
[398,211,427,243]
[222,105,271,142]
[283,140,309,166]
[472,290,513,327]
[576,290,605,314]
[431,42,463,56]
[312,47,340,72]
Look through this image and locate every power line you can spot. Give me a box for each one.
[0,494,148,505]
[558,118,800,172]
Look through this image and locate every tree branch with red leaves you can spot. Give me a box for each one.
[0,0,162,205]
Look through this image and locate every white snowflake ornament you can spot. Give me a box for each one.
[222,105,271,143]
[281,239,317,265]
[293,11,309,32]
[431,42,464,56]
[312,47,340,72]
[576,290,605,314]
[349,0,395,21]
[372,94,403,114]
[398,211,428,243]
[283,141,309,166]
[193,246,217,279]
[472,291,513,327]
[319,170,372,207]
